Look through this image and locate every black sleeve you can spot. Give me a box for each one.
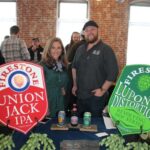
[71,50,78,69]
[71,45,84,69]
[28,47,34,61]
[68,44,77,62]
[0,50,5,65]
[37,46,44,61]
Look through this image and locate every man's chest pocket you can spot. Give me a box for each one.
[88,52,102,67]
[78,50,102,67]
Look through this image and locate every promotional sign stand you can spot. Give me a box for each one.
[0,61,48,134]
[114,117,144,143]
[109,65,150,136]
[140,125,143,134]
[0,62,57,150]
[114,120,120,126]
[6,119,10,127]
[114,121,144,134]
[34,117,39,124]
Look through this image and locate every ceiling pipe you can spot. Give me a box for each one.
[116,0,125,3]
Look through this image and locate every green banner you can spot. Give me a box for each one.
[108,65,150,135]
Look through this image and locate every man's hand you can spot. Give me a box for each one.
[91,88,106,97]
[72,85,77,96]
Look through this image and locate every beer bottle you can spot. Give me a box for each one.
[70,104,78,126]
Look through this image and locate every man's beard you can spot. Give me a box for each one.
[86,34,98,43]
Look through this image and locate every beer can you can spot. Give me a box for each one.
[83,112,91,127]
[58,111,66,126]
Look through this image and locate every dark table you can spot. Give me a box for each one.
[12,117,118,150]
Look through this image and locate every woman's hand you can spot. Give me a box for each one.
[61,87,66,96]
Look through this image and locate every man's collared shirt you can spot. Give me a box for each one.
[1,35,30,63]
[72,40,119,99]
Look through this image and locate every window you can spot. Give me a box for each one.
[0,1,16,44]
[127,5,150,65]
[57,0,88,46]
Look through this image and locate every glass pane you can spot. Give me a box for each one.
[127,6,150,65]
[0,2,16,43]
[57,2,88,46]
[57,20,86,46]
[130,6,150,23]
[127,25,150,64]
[59,3,87,19]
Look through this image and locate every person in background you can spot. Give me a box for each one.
[40,37,69,117]
[0,35,9,65]
[67,32,86,63]
[4,35,9,39]
[65,32,80,57]
[28,38,43,62]
[65,32,86,116]
[72,20,119,117]
[1,25,30,63]
[0,50,5,65]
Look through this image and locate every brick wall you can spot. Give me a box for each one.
[17,0,57,47]
[17,0,130,73]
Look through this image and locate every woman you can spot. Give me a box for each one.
[40,37,69,117]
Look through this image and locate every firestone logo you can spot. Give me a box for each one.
[8,71,30,92]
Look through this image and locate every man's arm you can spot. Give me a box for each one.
[72,68,77,96]
[92,80,113,97]
[20,39,31,61]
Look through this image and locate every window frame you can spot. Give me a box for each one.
[0,0,16,2]
[129,0,150,6]
[126,1,150,64]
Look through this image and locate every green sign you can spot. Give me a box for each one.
[108,65,150,135]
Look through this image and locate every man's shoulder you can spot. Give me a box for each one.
[8,37,25,45]
[18,38,25,43]
[65,44,70,50]
[1,40,5,47]
[28,46,32,52]
[98,40,113,52]
[1,38,9,45]
[1,39,11,50]
[76,43,86,53]
[38,45,44,51]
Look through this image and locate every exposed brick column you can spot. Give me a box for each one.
[17,0,57,47]
[90,0,129,74]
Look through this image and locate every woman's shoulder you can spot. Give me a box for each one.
[39,62,52,72]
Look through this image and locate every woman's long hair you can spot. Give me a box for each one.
[41,37,68,68]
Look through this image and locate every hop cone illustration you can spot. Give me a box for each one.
[138,75,150,91]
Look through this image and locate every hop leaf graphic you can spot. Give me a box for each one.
[138,75,150,92]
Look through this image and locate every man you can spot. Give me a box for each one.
[28,38,43,62]
[65,32,80,56]
[0,50,5,65]
[72,20,119,117]
[67,32,86,63]
[1,25,30,63]
[65,32,86,114]
[0,36,9,65]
